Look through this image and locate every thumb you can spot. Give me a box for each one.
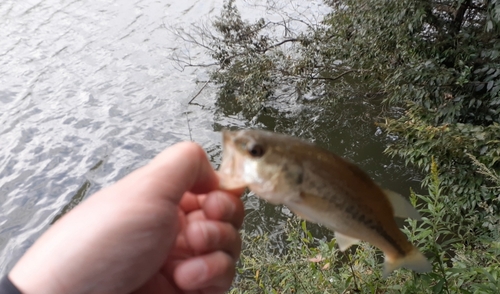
[125,142,219,205]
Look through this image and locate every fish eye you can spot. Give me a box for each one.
[247,143,265,158]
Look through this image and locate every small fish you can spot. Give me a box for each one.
[217,129,432,277]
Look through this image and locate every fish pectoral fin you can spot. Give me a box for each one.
[285,201,316,223]
[383,189,422,220]
[290,209,314,222]
[334,232,360,251]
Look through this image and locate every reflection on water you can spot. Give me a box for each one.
[0,0,423,276]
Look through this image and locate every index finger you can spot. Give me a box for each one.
[179,187,245,214]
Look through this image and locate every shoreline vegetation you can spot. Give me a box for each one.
[176,1,500,292]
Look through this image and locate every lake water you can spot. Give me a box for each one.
[0,0,423,275]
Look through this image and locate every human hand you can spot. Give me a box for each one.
[9,142,244,294]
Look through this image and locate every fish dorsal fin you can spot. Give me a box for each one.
[335,232,360,251]
[383,189,422,220]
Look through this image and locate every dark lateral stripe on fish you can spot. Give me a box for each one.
[375,227,407,257]
[344,205,407,257]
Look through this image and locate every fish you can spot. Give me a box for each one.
[217,129,432,277]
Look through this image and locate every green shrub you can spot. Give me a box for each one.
[382,110,500,241]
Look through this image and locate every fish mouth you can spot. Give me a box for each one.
[217,130,249,190]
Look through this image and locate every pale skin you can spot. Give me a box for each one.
[9,142,245,294]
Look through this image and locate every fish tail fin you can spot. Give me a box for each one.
[383,247,432,278]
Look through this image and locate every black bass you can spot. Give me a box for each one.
[217,129,432,277]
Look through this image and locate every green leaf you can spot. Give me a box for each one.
[487,80,494,91]
[432,279,445,293]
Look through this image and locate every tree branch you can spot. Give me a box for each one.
[451,0,472,37]
[263,38,301,52]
